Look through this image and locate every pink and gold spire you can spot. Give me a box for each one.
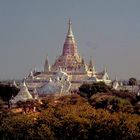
[52,20,83,72]
[62,19,78,56]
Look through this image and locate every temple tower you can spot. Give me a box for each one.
[62,19,78,56]
[51,20,83,72]
[88,58,94,72]
[44,55,50,73]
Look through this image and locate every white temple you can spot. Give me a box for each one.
[112,77,119,90]
[10,81,33,104]
[25,20,111,94]
[38,69,71,95]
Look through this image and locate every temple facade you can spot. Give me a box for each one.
[26,20,111,94]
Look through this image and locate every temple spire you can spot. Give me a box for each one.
[67,19,74,39]
[103,67,107,74]
[52,20,81,71]
[62,19,78,56]
[44,54,50,73]
[88,57,94,72]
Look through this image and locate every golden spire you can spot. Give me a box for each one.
[66,18,74,40]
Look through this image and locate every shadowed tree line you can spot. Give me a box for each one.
[0,83,19,107]
[0,95,140,140]
[0,82,140,139]
[78,82,140,114]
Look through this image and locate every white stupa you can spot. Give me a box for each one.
[10,81,33,104]
[38,69,71,95]
[112,77,119,90]
[13,80,18,88]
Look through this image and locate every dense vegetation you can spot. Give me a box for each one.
[79,82,111,98]
[129,77,137,86]
[0,83,19,107]
[0,82,140,140]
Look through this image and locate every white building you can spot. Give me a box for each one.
[10,81,33,104]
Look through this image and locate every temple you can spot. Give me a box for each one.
[26,20,111,94]
[51,20,89,73]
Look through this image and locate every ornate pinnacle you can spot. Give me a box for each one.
[67,19,74,38]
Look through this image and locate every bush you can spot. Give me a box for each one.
[129,77,137,86]
[0,95,140,139]
[89,93,134,113]
[107,96,134,113]
[79,82,111,98]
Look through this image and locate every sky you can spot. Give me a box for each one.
[0,0,140,80]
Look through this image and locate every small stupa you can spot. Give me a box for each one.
[10,81,33,104]
[13,80,18,88]
[112,77,119,90]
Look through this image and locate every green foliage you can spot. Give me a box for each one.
[1,114,54,140]
[79,82,111,98]
[134,103,140,115]
[0,98,5,109]
[0,84,19,102]
[112,90,137,105]
[90,93,134,113]
[107,96,134,113]
[129,77,137,86]
[0,95,140,140]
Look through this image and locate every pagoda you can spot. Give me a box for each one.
[48,20,94,74]
[26,20,111,94]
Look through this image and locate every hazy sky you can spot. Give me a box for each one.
[0,0,140,80]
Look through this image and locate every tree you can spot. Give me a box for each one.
[0,83,19,108]
[79,82,111,98]
[0,98,5,110]
[129,77,137,86]
[0,95,140,139]
[129,78,137,92]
